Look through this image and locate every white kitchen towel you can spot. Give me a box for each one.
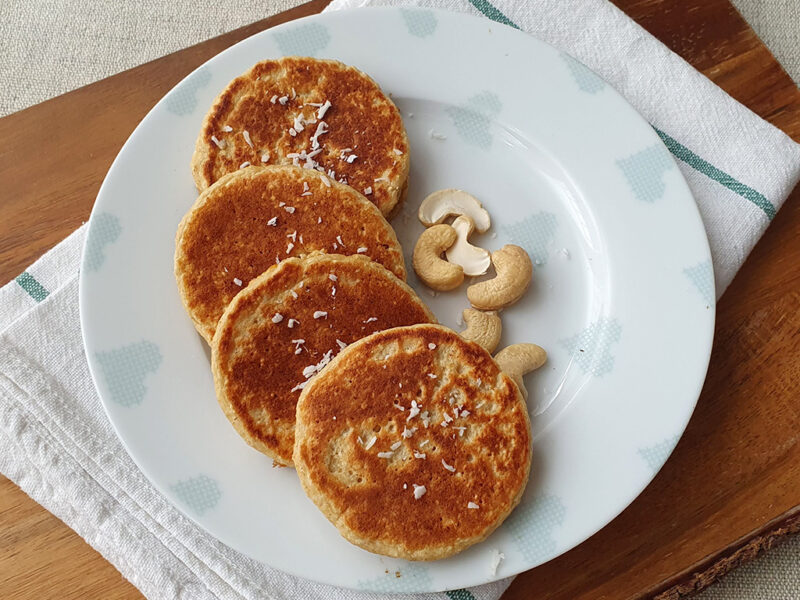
[2,2,800,600]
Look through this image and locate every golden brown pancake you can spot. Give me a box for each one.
[191,57,409,216]
[175,165,406,342]
[211,254,435,465]
[293,324,532,560]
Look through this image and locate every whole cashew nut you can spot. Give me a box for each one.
[467,245,533,310]
[418,189,491,233]
[412,224,464,291]
[494,343,547,399]
[459,309,502,353]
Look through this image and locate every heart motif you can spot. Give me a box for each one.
[617,144,675,203]
[561,52,605,94]
[684,260,714,305]
[84,212,121,272]
[560,317,622,377]
[95,340,161,407]
[400,8,438,38]
[358,563,432,593]
[274,23,331,57]
[171,475,221,516]
[445,91,502,150]
[638,435,680,473]
[165,66,212,116]
[506,494,566,563]
[502,211,558,266]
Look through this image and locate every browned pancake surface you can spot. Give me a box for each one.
[175,165,405,341]
[211,255,434,465]
[294,324,532,560]
[192,57,409,216]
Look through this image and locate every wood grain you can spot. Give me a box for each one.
[1,1,799,599]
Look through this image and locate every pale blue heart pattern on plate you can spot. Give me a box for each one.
[684,260,714,305]
[274,23,331,56]
[171,475,222,516]
[84,213,121,272]
[638,434,680,473]
[445,91,502,150]
[165,66,212,116]
[506,494,566,563]
[400,8,438,37]
[502,212,558,265]
[617,144,675,203]
[95,341,162,407]
[357,563,432,593]
[560,52,605,94]
[560,317,622,377]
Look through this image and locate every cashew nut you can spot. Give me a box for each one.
[467,245,532,310]
[412,224,464,291]
[494,343,547,399]
[459,309,502,353]
[445,216,491,276]
[418,189,491,233]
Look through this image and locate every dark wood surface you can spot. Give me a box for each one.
[2,1,799,598]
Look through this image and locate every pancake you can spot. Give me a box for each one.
[191,56,409,216]
[211,254,435,465]
[293,324,532,561]
[175,165,406,342]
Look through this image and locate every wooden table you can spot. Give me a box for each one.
[2,1,799,598]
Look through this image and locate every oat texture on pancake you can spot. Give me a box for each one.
[174,166,406,342]
[211,255,434,465]
[192,57,409,216]
[294,324,532,560]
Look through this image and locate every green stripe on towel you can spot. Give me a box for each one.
[654,127,776,220]
[15,272,49,302]
[467,0,519,29]
[446,590,478,600]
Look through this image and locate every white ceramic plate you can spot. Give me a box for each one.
[80,7,714,593]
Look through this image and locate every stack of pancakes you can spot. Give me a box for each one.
[175,57,531,561]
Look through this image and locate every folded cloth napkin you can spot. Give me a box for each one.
[2,1,799,599]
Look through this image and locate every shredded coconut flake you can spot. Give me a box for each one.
[320,175,331,187]
[261,152,270,163]
[313,311,328,319]
[317,99,332,119]
[336,339,347,349]
[419,439,430,448]
[363,186,372,195]
[364,317,377,323]
[412,484,426,499]
[428,373,437,379]
[468,501,480,509]
[461,409,470,417]
[233,278,243,286]
[278,95,289,105]
[221,125,233,132]
[393,148,403,155]
[270,95,278,104]
[286,242,294,254]
[291,381,307,392]
[288,318,299,328]
[211,135,225,149]
[356,247,368,253]
[289,128,297,137]
[490,550,504,576]
[454,426,467,436]
[242,130,253,147]
[374,176,388,182]
[428,343,436,350]
[266,217,277,228]
[442,459,456,472]
[284,206,296,213]
[390,441,402,451]
[346,154,357,164]
[402,427,416,439]
[364,436,377,450]
[377,451,394,459]
[329,274,338,281]
[272,313,284,323]
[239,161,251,169]
[413,451,426,459]
[336,235,345,247]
